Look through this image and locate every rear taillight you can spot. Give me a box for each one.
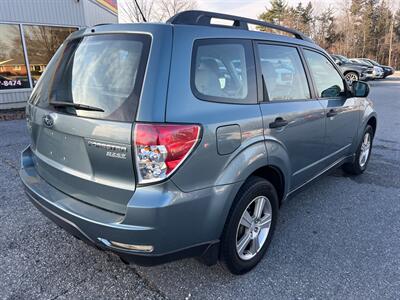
[133,123,201,184]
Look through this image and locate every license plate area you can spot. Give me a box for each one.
[36,127,92,174]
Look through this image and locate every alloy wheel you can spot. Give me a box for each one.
[359,132,371,168]
[345,72,359,83]
[236,196,272,261]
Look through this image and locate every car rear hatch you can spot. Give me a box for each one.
[26,29,153,214]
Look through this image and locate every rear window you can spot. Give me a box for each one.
[31,34,151,122]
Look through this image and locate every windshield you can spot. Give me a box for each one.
[337,55,351,63]
[355,59,372,66]
[34,33,151,122]
[368,59,380,66]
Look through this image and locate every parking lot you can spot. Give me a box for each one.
[1,78,399,299]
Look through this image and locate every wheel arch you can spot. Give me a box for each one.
[351,108,377,155]
[222,164,287,230]
[367,115,377,136]
[251,165,285,206]
[344,70,360,77]
[215,139,291,241]
[218,164,286,242]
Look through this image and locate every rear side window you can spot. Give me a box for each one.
[303,50,345,98]
[192,39,257,104]
[34,34,151,122]
[257,44,310,101]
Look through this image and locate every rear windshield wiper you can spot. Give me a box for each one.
[50,101,104,112]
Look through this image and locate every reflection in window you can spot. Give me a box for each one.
[194,43,249,100]
[0,24,30,90]
[24,25,77,86]
[258,44,310,101]
[49,34,150,122]
[304,50,345,98]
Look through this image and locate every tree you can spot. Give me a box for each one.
[256,0,400,69]
[120,0,156,22]
[362,0,380,57]
[259,0,287,25]
[295,1,313,36]
[157,0,197,21]
[394,8,400,40]
[375,0,392,62]
[349,0,365,57]
[315,6,339,51]
[120,0,197,23]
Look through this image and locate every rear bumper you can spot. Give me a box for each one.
[20,146,237,265]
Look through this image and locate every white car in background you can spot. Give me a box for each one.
[350,59,384,79]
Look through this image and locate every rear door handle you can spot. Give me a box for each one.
[269,117,289,129]
[326,109,338,117]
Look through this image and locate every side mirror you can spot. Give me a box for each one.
[352,81,369,97]
[334,59,342,66]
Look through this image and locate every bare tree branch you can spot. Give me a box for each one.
[119,0,156,22]
[156,0,197,21]
[120,0,197,23]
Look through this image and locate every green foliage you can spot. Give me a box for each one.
[257,0,400,69]
[259,0,287,25]
[395,8,400,41]
[316,7,338,50]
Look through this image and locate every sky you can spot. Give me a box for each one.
[118,0,336,22]
[118,0,400,22]
[198,0,400,18]
[196,0,327,19]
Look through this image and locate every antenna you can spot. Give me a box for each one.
[134,0,147,22]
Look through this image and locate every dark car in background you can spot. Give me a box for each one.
[331,54,373,83]
[356,58,394,78]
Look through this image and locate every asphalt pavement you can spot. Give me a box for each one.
[1,78,399,299]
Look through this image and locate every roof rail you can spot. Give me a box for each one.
[93,23,113,27]
[167,10,313,43]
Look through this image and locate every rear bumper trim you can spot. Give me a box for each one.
[23,174,219,265]
[26,186,96,244]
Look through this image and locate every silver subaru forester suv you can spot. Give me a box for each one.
[20,11,377,274]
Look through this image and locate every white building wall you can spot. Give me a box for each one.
[0,90,32,109]
[84,0,118,26]
[0,0,87,26]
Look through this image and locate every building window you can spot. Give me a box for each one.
[23,25,77,86]
[0,24,30,90]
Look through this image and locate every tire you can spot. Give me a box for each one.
[343,125,374,175]
[345,71,359,83]
[220,176,279,275]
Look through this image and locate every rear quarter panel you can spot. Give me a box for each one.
[357,98,377,144]
[165,26,268,192]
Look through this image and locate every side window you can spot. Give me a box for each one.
[258,44,310,101]
[192,39,257,103]
[303,50,345,98]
